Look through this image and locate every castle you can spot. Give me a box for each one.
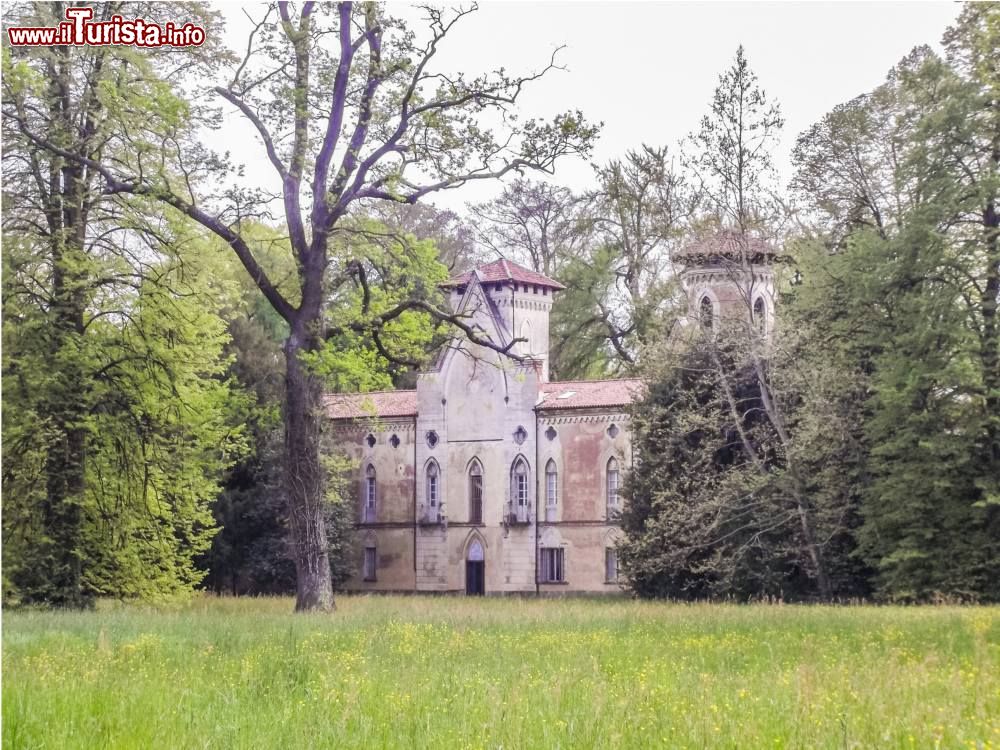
[328,234,776,594]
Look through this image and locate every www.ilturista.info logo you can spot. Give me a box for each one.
[7,7,206,47]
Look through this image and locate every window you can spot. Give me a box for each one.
[753,297,766,334]
[545,459,558,522]
[515,460,528,505]
[426,430,439,449]
[426,461,440,509]
[607,423,619,439]
[511,458,529,523]
[540,547,565,583]
[469,460,483,525]
[366,433,376,448]
[605,548,619,583]
[513,425,528,445]
[606,458,620,515]
[389,434,400,449]
[363,546,377,581]
[700,295,714,330]
[364,464,376,522]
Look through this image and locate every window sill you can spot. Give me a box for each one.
[362,577,377,583]
[539,580,568,585]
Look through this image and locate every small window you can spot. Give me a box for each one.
[606,458,620,514]
[540,547,565,583]
[364,465,376,523]
[607,423,619,439]
[545,460,558,522]
[366,433,376,448]
[495,283,502,292]
[605,548,619,583]
[363,546,377,581]
[469,460,483,525]
[389,434,400,449]
[545,426,557,441]
[700,295,714,330]
[426,430,438,449]
[513,425,528,445]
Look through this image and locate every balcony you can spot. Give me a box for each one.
[504,502,532,526]
[418,503,445,526]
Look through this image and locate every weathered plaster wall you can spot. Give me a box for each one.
[336,419,416,591]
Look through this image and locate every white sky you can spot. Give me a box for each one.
[210,1,962,214]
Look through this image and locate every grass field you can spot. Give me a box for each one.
[3,596,998,749]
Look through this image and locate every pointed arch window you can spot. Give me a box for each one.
[426,460,440,521]
[510,458,530,523]
[606,458,621,517]
[700,295,714,330]
[364,464,376,523]
[520,319,532,355]
[469,460,484,525]
[545,459,558,522]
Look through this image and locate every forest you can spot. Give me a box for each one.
[2,2,997,608]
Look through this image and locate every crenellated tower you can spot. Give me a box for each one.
[676,231,779,336]
[441,259,564,382]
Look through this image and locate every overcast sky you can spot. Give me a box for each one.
[210,1,962,214]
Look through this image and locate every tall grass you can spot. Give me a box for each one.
[3,596,997,748]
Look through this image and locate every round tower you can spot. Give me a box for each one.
[676,231,779,335]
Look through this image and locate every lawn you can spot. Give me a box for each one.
[2,596,998,749]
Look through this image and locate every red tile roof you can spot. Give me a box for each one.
[324,391,417,420]
[325,379,644,419]
[442,259,565,290]
[537,379,645,411]
[675,230,778,263]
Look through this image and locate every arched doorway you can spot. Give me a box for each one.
[466,539,485,596]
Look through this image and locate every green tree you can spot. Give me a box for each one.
[789,4,1000,600]
[1,1,232,604]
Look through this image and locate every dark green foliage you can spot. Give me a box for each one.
[787,3,1000,601]
[620,334,865,601]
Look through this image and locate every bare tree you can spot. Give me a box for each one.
[580,144,695,363]
[469,178,581,276]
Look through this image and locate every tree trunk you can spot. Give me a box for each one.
[283,323,335,612]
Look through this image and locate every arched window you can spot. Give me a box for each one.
[753,297,766,334]
[545,459,558,522]
[364,464,376,523]
[469,460,484,525]
[700,295,714,330]
[426,460,440,518]
[606,458,621,516]
[510,458,530,523]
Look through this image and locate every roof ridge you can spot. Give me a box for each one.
[325,389,417,397]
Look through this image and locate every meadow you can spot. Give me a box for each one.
[3,596,998,749]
